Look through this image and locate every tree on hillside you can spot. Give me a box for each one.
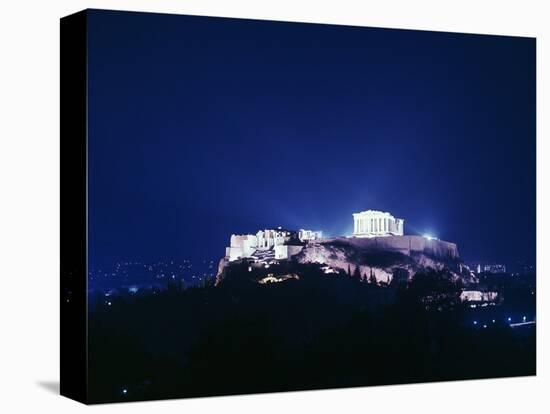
[369,268,377,285]
[405,269,462,311]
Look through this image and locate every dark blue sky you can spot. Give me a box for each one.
[87,9,535,267]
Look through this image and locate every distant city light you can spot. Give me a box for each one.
[473,321,478,325]
[507,317,512,322]
[523,316,527,321]
[122,388,128,395]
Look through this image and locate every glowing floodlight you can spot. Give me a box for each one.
[423,234,436,240]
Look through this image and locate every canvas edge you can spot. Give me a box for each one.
[60,9,89,405]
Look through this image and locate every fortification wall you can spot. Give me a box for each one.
[315,235,459,260]
[274,244,304,260]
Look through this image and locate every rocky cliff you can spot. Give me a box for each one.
[217,235,475,286]
[295,236,473,284]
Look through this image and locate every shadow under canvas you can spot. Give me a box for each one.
[37,381,60,395]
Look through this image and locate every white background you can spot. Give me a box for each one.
[0,0,548,412]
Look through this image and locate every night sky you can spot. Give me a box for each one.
[87,9,536,268]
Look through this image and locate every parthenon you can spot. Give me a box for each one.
[352,210,404,237]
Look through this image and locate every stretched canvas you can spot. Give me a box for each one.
[61,9,536,404]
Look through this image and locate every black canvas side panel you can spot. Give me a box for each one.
[60,10,88,404]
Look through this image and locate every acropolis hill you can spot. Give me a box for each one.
[217,210,474,285]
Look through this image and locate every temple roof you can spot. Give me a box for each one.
[353,210,396,217]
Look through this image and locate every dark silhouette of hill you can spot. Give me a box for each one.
[88,266,535,403]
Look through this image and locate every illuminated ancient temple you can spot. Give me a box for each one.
[352,210,404,237]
